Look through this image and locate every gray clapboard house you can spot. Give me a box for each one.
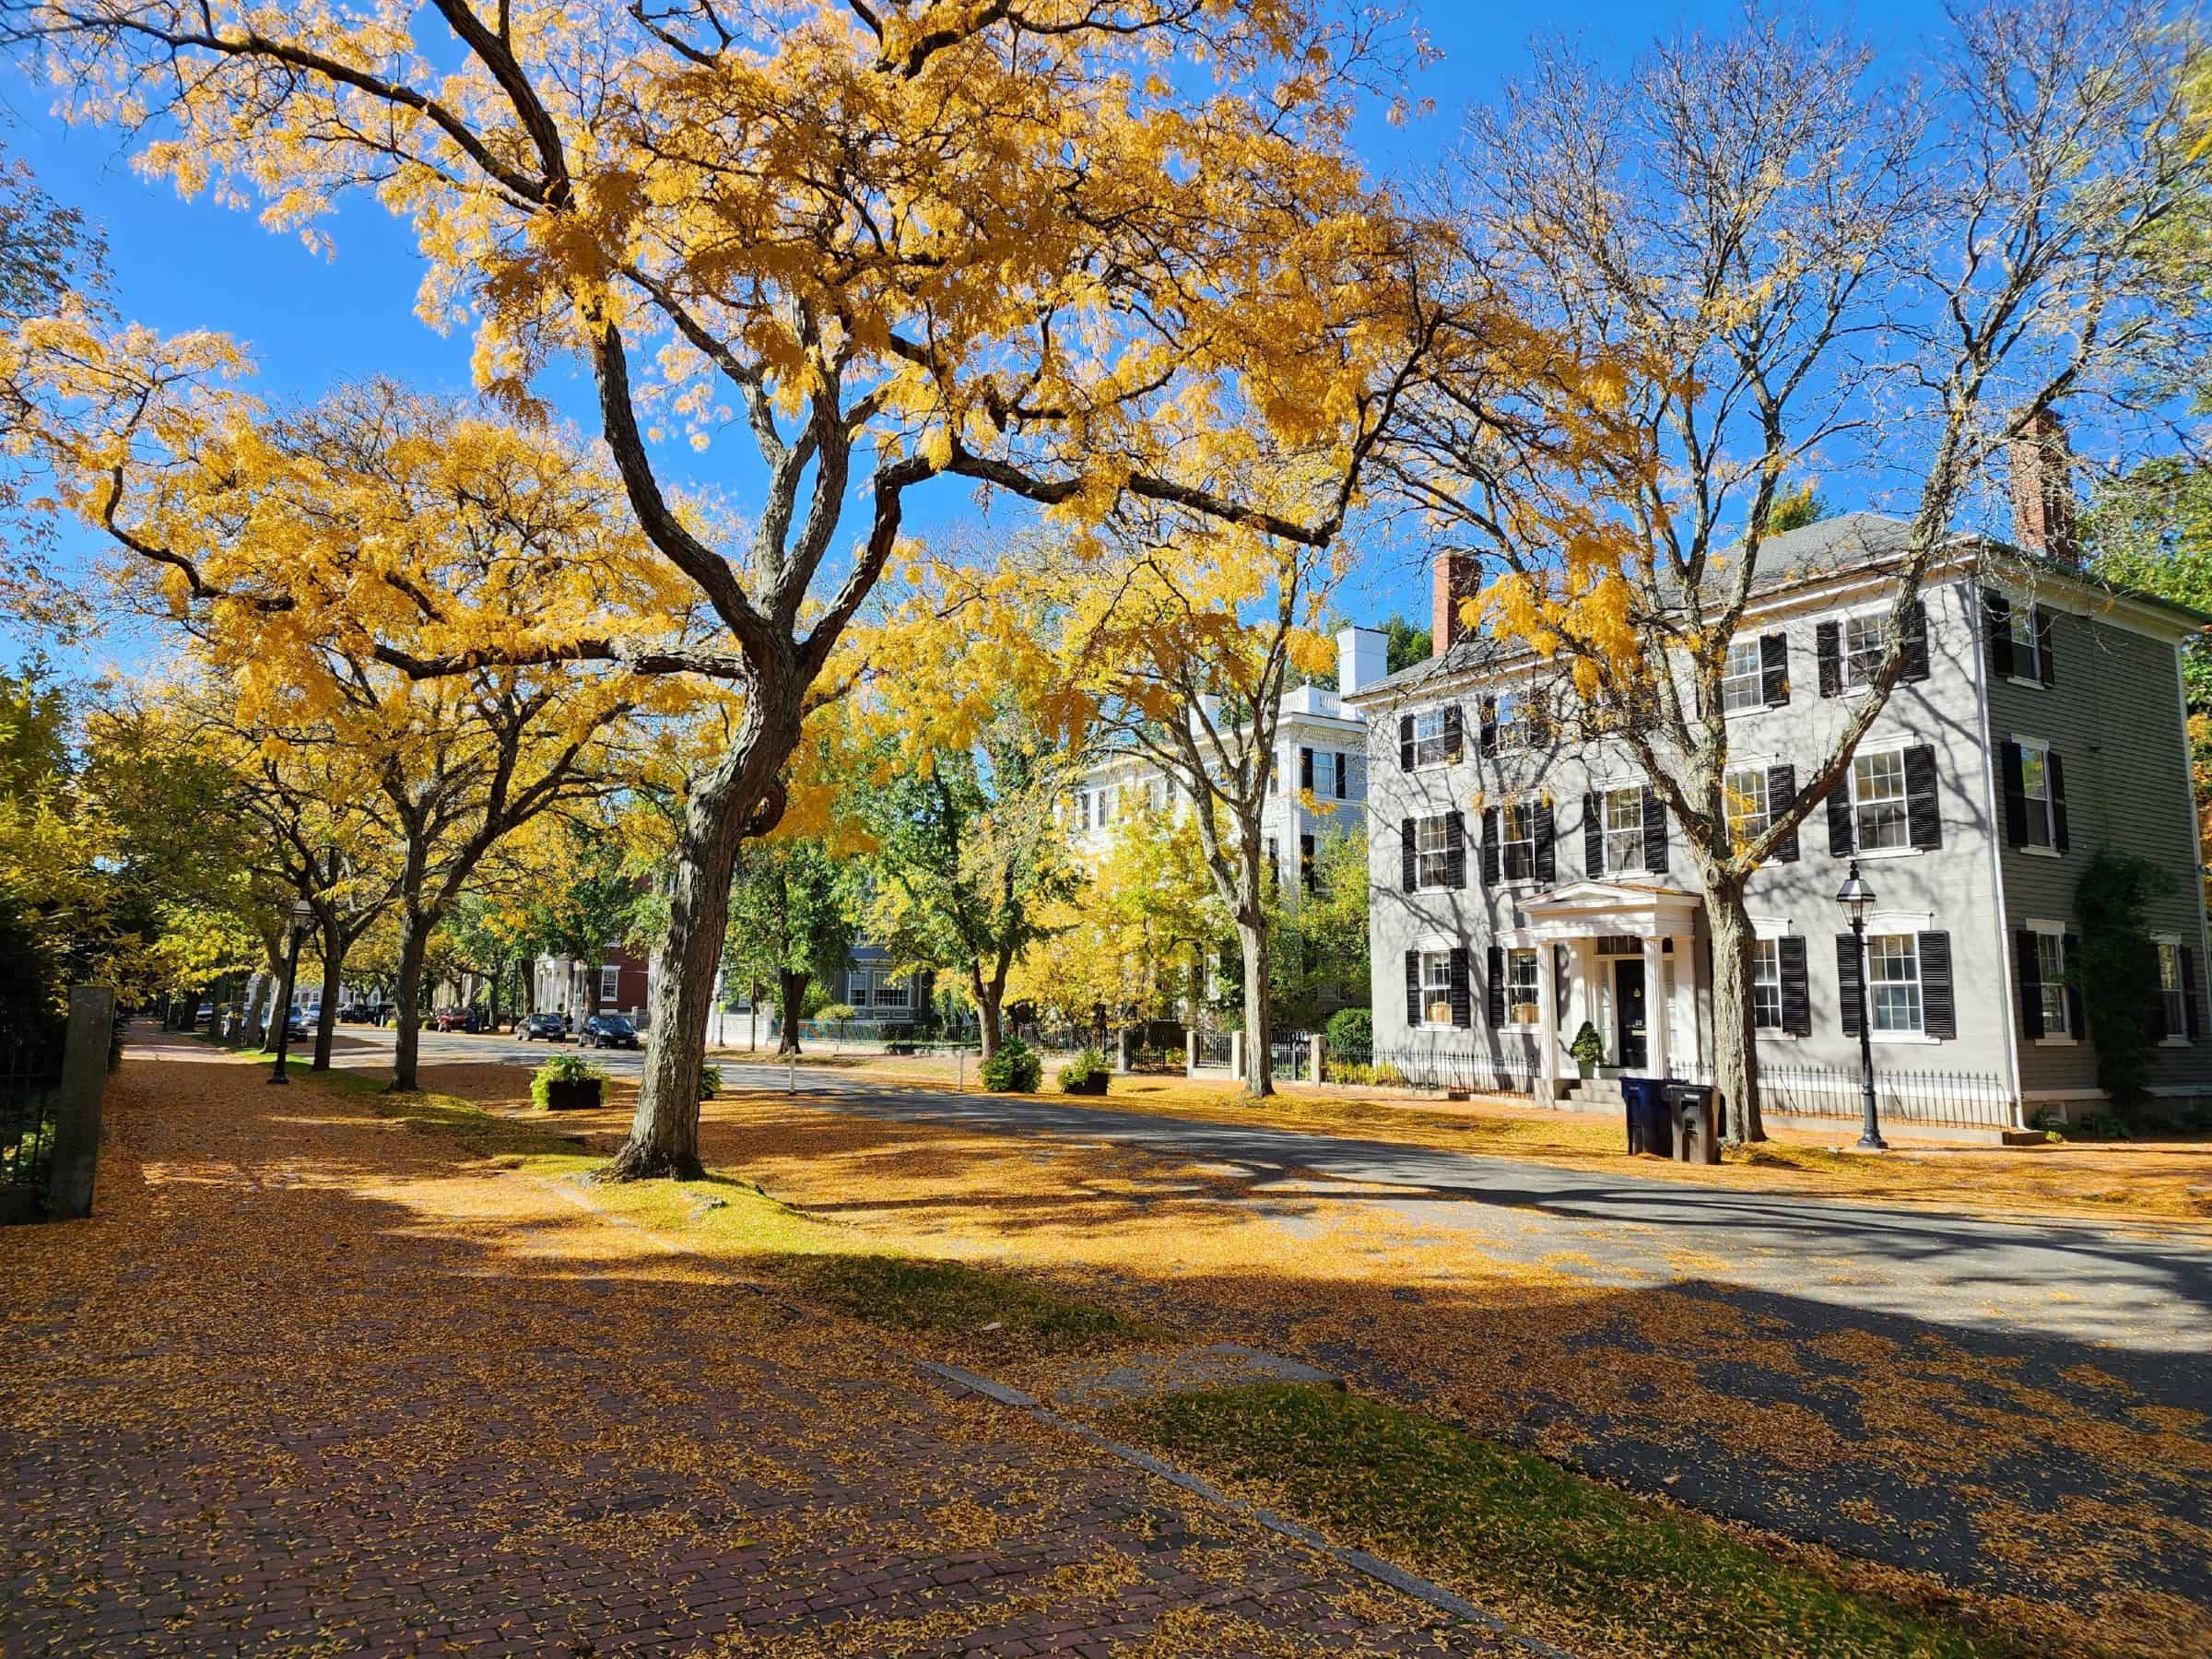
[1345,488,2212,1126]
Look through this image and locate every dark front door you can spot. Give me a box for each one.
[1615,959,1648,1071]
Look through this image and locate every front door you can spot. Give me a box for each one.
[1615,959,1648,1071]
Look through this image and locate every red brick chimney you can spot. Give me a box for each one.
[2007,408,2079,567]
[1430,551,1477,657]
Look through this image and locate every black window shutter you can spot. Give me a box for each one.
[1486,945,1506,1026]
[1641,787,1667,874]
[2064,933,2085,1037]
[1778,935,1811,1036]
[1919,931,1956,1040]
[2016,929,2045,1039]
[1479,807,1500,885]
[1400,818,1416,892]
[1478,697,1499,757]
[1450,947,1473,1029]
[2185,947,2202,1039]
[1985,591,2014,678]
[1535,799,1557,883]
[1441,703,1464,762]
[1900,599,1930,682]
[1769,764,1799,862]
[1583,793,1604,876]
[1999,741,2028,848]
[1816,619,1841,697]
[1827,779,1854,855]
[1760,632,1789,705]
[1300,747,1313,792]
[1405,949,1421,1026]
[1398,714,1415,771]
[2049,751,2069,852]
[1836,935,1862,1037]
[2036,606,2057,687]
[1903,745,1942,850]
[1446,809,1468,889]
[1300,833,1316,892]
[1334,754,1347,800]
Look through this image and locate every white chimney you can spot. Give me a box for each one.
[1336,625,1388,697]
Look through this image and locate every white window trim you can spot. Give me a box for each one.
[1847,739,1921,860]
[1414,947,1455,1030]
[1409,704,1456,772]
[1861,926,1930,1041]
[1413,812,1454,891]
[2011,733,2062,858]
[1500,945,1543,1032]
[1835,599,1892,695]
[1599,784,1645,877]
[1996,587,2050,688]
[1499,797,1539,887]
[1720,636,1767,715]
[2023,917,2076,1045]
[2155,934,2191,1046]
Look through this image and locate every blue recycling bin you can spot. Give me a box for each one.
[1622,1076,1670,1155]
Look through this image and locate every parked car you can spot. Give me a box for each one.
[579,1014,640,1051]
[281,1009,311,1041]
[521,1012,568,1042]
[195,1002,214,1026]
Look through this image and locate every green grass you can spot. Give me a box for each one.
[1110,1384,2018,1659]
[769,1253,1159,1354]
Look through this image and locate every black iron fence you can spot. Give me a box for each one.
[1,1035,63,1222]
[1192,1029,1235,1071]
[1268,1036,1312,1083]
[1318,1037,1542,1098]
[1668,1059,2013,1129]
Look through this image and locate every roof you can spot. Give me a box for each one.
[1349,512,2209,704]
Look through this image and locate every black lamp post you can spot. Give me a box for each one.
[1834,857,1888,1151]
[268,898,316,1086]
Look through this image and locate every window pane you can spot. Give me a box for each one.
[1420,950,1453,1026]
[1413,708,1450,767]
[1844,614,1884,686]
[1416,815,1451,887]
[2161,942,2186,1036]
[1507,947,1539,1024]
[1722,637,1763,712]
[1867,934,1922,1033]
[1725,768,1768,844]
[1502,800,1535,881]
[2018,746,2052,848]
[2037,933,2069,1034]
[1853,750,1909,851]
[1751,938,1782,1030]
[1605,788,1642,873]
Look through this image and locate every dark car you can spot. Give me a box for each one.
[521,1012,567,1042]
[281,1009,311,1041]
[579,1014,639,1051]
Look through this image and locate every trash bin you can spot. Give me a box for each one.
[1667,1082,1720,1165]
[1622,1076,1670,1155]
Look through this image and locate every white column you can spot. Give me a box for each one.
[1642,934,1669,1079]
[1535,941,1560,1099]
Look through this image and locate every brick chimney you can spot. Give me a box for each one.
[1430,551,1477,658]
[2007,408,2079,567]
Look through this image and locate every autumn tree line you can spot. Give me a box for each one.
[4,0,2212,1166]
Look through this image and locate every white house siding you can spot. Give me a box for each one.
[1354,519,2211,1119]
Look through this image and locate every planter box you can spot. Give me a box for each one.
[544,1078,604,1112]
[1061,1073,1111,1096]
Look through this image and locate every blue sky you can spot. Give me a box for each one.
[1,0,1950,669]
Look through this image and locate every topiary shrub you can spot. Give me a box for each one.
[699,1063,723,1100]
[1324,1006,1373,1049]
[981,1036,1041,1093]
[1057,1047,1111,1094]
[531,1053,606,1111]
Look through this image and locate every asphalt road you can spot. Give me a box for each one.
[330,1024,2212,1358]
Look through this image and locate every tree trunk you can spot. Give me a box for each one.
[391,907,429,1092]
[312,924,344,1071]
[971,957,1009,1061]
[776,970,809,1057]
[1704,877,1766,1143]
[1238,913,1274,1098]
[608,759,756,1182]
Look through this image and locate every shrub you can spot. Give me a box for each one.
[981,1036,1042,1093]
[1330,1061,1406,1089]
[700,1063,723,1100]
[529,1053,604,1109]
[1324,1006,1373,1049]
[815,1002,857,1027]
[1058,1048,1111,1091]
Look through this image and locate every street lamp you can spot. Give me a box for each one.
[269,898,316,1086]
[1833,858,1887,1150]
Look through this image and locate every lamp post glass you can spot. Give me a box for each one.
[268,900,316,1086]
[1833,859,1887,1150]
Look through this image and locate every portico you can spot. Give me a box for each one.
[1511,880,1707,1096]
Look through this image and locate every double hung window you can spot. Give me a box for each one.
[1500,800,1537,882]
[1412,709,1453,769]
[1852,750,1910,851]
[1415,816,1453,888]
[1866,934,1924,1034]
[1721,638,1765,712]
[1751,939,1783,1030]
[1842,612,1886,688]
[1419,950,1453,1027]
[1603,788,1643,874]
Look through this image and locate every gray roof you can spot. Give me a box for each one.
[1352,511,2206,703]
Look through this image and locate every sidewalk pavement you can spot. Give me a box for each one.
[0,1031,1512,1657]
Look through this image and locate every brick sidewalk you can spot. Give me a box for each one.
[0,1034,1512,1656]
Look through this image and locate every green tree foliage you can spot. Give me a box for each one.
[2074,848,2173,1113]
[1267,825,1370,1031]
[2086,456,2212,708]
[862,720,1077,1058]
[1380,614,1430,675]
[524,818,648,1016]
[720,839,862,1056]
[1768,480,1828,535]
